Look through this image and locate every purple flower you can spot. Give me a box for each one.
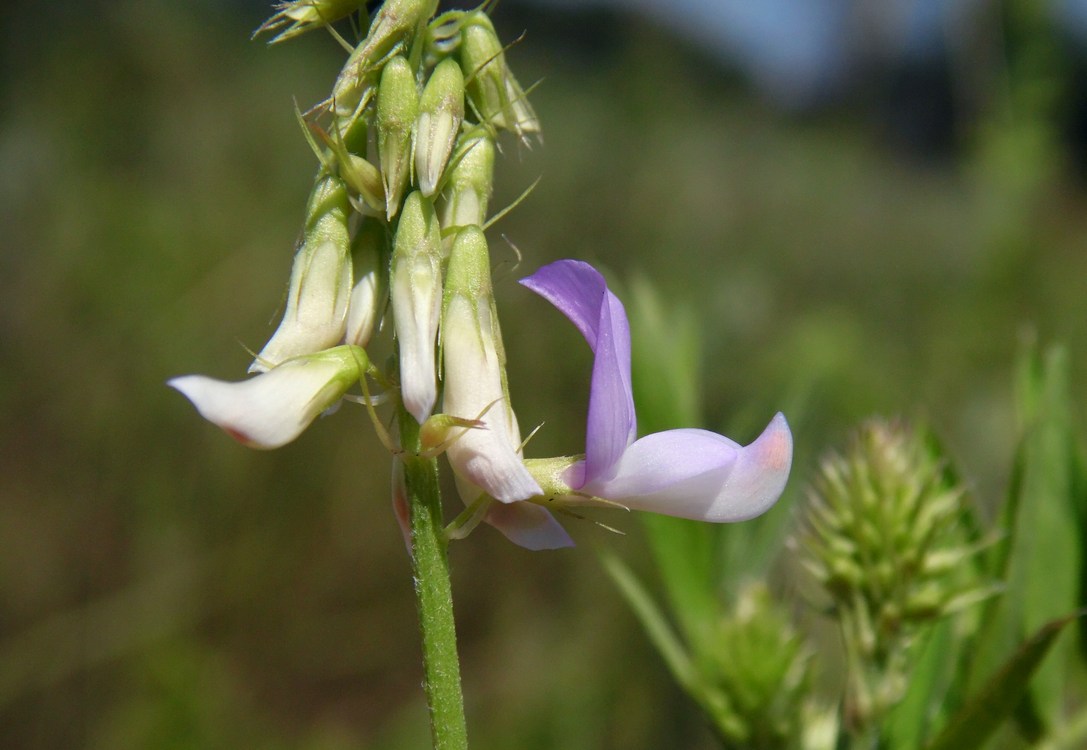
[521,260,792,522]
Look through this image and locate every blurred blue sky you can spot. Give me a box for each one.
[521,0,1087,107]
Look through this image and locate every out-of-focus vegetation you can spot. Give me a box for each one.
[2,1,1086,748]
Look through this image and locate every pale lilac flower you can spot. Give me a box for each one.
[169,346,365,450]
[521,260,792,522]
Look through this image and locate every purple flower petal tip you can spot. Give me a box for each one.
[706,412,792,522]
[485,502,575,550]
[520,260,607,347]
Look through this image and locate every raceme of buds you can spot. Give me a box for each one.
[344,217,389,348]
[415,58,465,197]
[391,191,443,423]
[177,3,793,562]
[376,55,419,220]
[251,174,353,373]
[170,346,368,450]
[459,13,540,140]
[440,130,495,232]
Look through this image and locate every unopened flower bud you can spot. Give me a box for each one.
[344,217,389,348]
[459,13,539,139]
[252,174,353,373]
[255,0,365,44]
[391,191,442,422]
[415,58,465,197]
[441,226,542,503]
[332,0,438,133]
[170,345,368,449]
[441,130,494,232]
[321,128,385,212]
[376,56,419,219]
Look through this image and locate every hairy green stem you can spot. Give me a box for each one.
[397,407,469,750]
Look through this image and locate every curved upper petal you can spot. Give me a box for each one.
[521,259,608,344]
[521,260,636,483]
[587,413,793,522]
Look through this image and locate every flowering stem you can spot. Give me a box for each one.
[397,405,469,750]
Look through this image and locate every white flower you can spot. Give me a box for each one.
[440,227,571,549]
[251,176,353,373]
[170,346,365,449]
[391,192,442,423]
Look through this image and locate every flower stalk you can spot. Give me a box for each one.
[398,405,469,750]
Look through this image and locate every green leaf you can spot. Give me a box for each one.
[640,514,718,649]
[1008,346,1083,723]
[600,551,745,743]
[599,551,699,695]
[627,276,702,431]
[925,613,1082,750]
[1036,702,1087,750]
[968,343,1085,730]
[884,618,955,750]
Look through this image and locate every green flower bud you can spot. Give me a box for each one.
[303,172,352,239]
[255,0,365,44]
[318,124,385,212]
[415,58,465,197]
[252,174,353,373]
[376,56,419,220]
[440,129,495,232]
[332,0,438,133]
[459,13,540,140]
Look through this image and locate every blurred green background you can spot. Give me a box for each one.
[3,0,1087,747]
